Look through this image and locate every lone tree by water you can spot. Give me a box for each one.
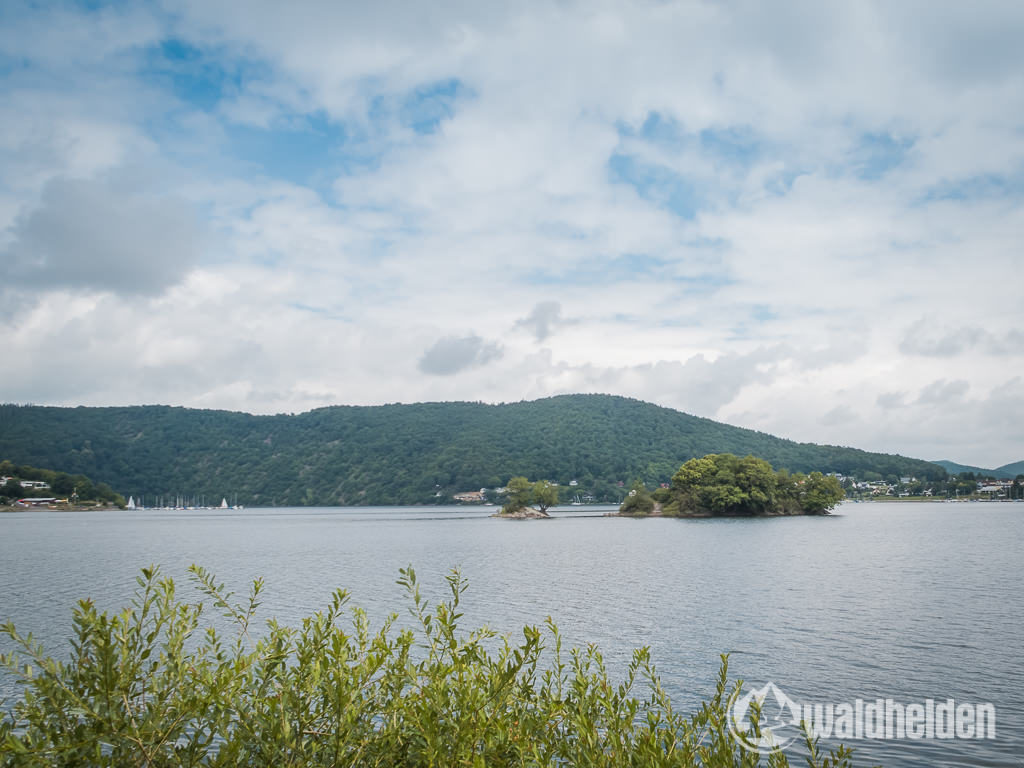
[498,476,558,518]
[532,480,558,514]
[621,453,844,517]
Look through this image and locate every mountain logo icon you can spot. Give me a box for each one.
[728,681,804,753]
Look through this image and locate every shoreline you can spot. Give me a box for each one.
[490,506,552,519]
[4,499,1019,514]
[0,502,126,512]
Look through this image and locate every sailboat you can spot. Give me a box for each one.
[126,496,136,510]
[220,498,229,509]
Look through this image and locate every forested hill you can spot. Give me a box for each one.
[0,395,945,506]
[932,459,1024,477]
[932,460,995,475]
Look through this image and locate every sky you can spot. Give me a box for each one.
[1,1,1022,468]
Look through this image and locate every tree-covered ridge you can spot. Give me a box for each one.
[621,454,844,517]
[931,459,995,476]
[0,460,124,506]
[931,459,1024,477]
[0,396,944,506]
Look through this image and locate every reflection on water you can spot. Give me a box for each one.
[2,501,1021,767]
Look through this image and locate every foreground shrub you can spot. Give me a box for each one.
[2,567,863,767]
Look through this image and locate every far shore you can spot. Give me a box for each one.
[3,498,1019,515]
[0,504,125,512]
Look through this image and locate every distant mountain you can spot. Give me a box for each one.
[0,395,947,506]
[932,459,1024,477]
[995,460,1024,477]
[932,460,996,475]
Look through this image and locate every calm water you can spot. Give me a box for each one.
[1,501,1021,767]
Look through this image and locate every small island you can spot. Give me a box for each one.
[615,453,845,517]
[492,476,558,519]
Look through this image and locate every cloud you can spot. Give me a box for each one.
[876,391,906,410]
[515,301,570,341]
[418,335,503,375]
[3,174,203,296]
[822,405,857,426]
[899,319,1024,357]
[899,319,982,357]
[0,1,1023,467]
[1002,330,1024,354]
[526,348,780,418]
[916,379,970,405]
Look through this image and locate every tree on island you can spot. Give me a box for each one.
[503,476,533,514]
[532,480,558,514]
[621,453,844,517]
[500,477,558,516]
[797,471,847,514]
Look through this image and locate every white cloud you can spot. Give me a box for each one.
[0,0,1022,466]
[916,379,971,405]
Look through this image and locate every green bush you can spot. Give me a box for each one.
[1,567,863,767]
[663,455,845,517]
[619,482,656,515]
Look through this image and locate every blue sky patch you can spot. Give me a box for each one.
[637,111,689,150]
[608,153,702,219]
[699,126,761,168]
[0,51,28,78]
[140,38,267,112]
[619,114,764,170]
[399,78,469,135]
[68,0,135,9]
[919,168,1024,203]
[727,304,778,340]
[852,131,914,180]
[223,112,351,189]
[763,167,807,196]
[614,112,688,149]
[361,77,471,136]
[750,304,778,323]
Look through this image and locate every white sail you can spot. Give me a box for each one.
[127,496,136,510]
[220,497,229,508]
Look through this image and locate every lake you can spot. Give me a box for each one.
[1,501,1021,766]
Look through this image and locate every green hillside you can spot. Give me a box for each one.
[933,459,1024,477]
[0,395,946,506]
[932,460,995,475]
[995,460,1024,477]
